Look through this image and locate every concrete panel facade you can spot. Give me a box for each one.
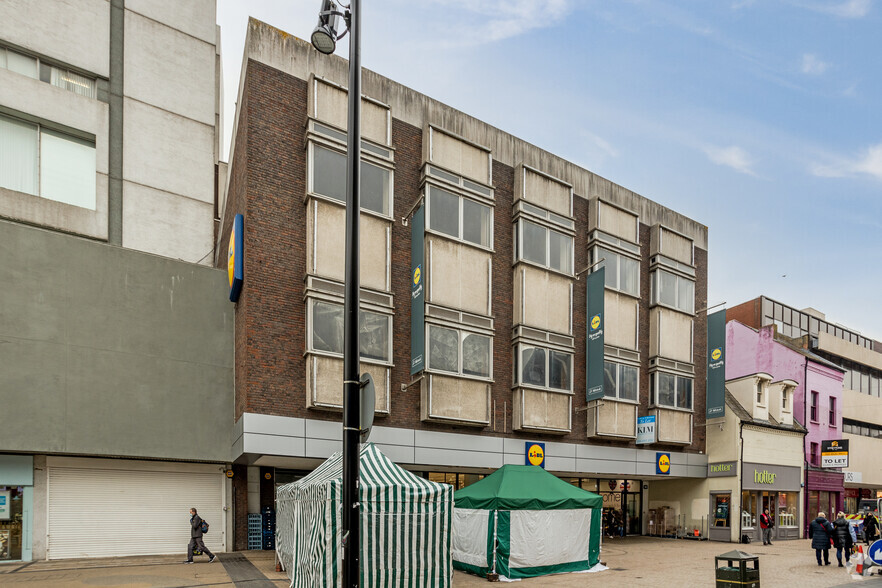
[126,0,217,45]
[0,0,110,77]
[0,220,233,461]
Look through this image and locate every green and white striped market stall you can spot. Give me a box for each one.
[275,443,453,587]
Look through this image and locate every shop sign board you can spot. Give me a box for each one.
[706,309,726,419]
[227,214,244,302]
[636,415,656,445]
[821,439,849,468]
[525,442,545,468]
[410,205,425,374]
[742,462,801,491]
[0,490,8,520]
[656,452,671,475]
[844,471,862,484]
[586,267,605,402]
[707,461,737,477]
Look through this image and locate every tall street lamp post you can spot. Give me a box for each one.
[311,1,361,586]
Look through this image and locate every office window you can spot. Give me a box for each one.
[650,269,694,314]
[311,144,391,215]
[595,247,639,296]
[310,300,390,363]
[427,325,491,379]
[652,372,693,410]
[828,397,836,427]
[427,185,491,247]
[0,114,96,209]
[517,220,573,274]
[1,46,96,98]
[810,391,819,422]
[603,361,638,401]
[518,344,573,392]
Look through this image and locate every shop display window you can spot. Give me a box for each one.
[0,486,23,561]
[777,492,798,528]
[741,491,757,529]
[713,493,731,528]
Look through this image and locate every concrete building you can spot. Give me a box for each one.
[724,320,845,537]
[0,0,231,561]
[219,18,711,550]
[728,297,882,511]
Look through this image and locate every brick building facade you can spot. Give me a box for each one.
[219,18,711,548]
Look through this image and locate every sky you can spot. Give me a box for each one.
[217,0,882,340]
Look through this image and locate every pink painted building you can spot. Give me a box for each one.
[726,321,846,532]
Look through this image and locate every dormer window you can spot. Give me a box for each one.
[782,389,789,411]
[756,381,765,406]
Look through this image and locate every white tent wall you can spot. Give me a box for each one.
[508,509,591,569]
[451,508,491,570]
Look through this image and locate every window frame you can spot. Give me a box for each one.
[603,360,639,403]
[650,371,694,411]
[0,111,97,209]
[515,342,574,393]
[307,141,394,219]
[810,391,819,423]
[0,45,97,99]
[426,323,493,381]
[516,218,574,275]
[828,397,836,428]
[650,268,695,314]
[307,298,393,365]
[425,184,494,250]
[593,246,640,297]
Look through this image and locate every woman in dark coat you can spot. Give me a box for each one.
[865,512,880,544]
[808,512,834,566]
[832,512,853,567]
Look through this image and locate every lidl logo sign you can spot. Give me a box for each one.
[228,214,244,302]
[227,236,235,289]
[526,442,546,468]
[591,314,601,331]
[413,265,421,286]
[711,347,722,361]
[656,452,671,475]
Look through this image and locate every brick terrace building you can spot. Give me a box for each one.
[219,18,712,549]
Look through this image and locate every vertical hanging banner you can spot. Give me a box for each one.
[228,214,244,302]
[706,309,726,419]
[586,267,605,402]
[410,205,426,375]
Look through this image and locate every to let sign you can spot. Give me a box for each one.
[636,415,656,445]
[821,439,849,468]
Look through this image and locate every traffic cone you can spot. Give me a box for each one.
[854,544,864,576]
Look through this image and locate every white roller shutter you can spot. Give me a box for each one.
[47,461,224,559]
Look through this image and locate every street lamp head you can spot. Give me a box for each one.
[311,0,341,54]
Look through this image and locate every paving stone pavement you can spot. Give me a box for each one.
[453,536,882,587]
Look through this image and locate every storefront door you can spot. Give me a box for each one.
[0,456,32,562]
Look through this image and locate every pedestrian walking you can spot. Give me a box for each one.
[832,512,853,567]
[184,507,217,564]
[864,512,879,545]
[808,512,834,567]
[760,508,774,545]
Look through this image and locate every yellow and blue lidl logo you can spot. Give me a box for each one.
[590,314,601,331]
[526,443,546,468]
[227,234,236,289]
[711,347,722,361]
[413,265,421,286]
[657,452,671,475]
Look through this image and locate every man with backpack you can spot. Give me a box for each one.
[185,507,217,564]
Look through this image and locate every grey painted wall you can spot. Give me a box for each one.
[0,219,233,461]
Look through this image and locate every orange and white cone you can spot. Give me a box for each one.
[854,544,864,577]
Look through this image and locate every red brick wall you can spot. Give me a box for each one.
[231,464,248,551]
[728,297,762,329]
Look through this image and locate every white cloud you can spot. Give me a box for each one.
[428,0,572,44]
[788,0,873,18]
[811,143,882,181]
[703,145,757,176]
[801,53,830,75]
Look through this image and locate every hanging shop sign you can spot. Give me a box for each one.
[228,214,244,302]
[636,415,656,445]
[707,461,737,478]
[706,309,726,419]
[742,462,801,491]
[656,452,671,475]
[586,267,605,402]
[821,439,849,469]
[525,442,546,468]
[410,205,426,375]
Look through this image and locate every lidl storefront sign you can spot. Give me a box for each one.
[526,443,546,468]
[656,452,671,475]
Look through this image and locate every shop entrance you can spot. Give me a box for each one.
[561,478,642,536]
[742,490,800,542]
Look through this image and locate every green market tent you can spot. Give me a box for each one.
[276,443,453,588]
[452,464,603,579]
